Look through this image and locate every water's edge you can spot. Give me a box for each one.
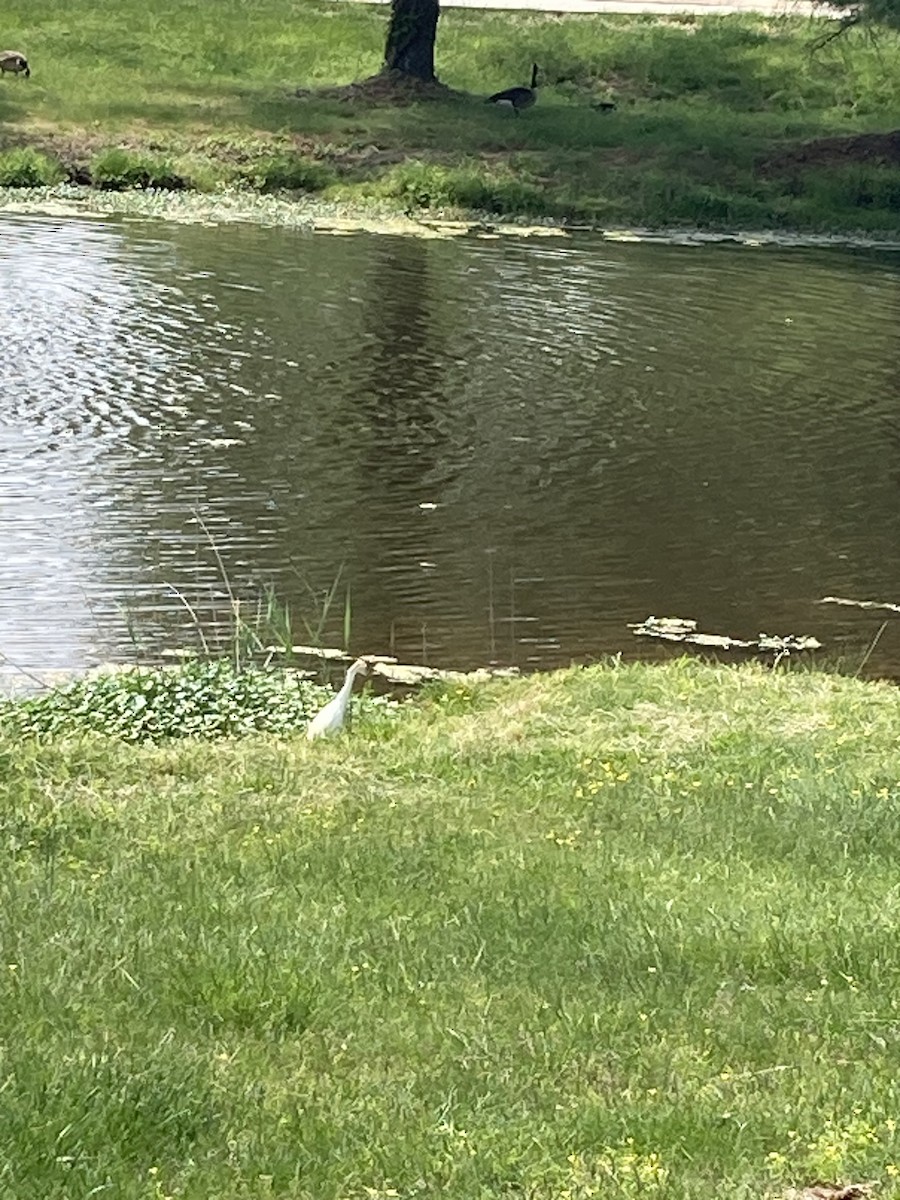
[3,185,900,249]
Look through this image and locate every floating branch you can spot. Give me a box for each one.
[251,645,520,687]
[629,616,822,656]
[47,648,520,697]
[366,655,519,687]
[819,595,900,616]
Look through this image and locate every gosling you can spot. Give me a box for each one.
[0,51,30,79]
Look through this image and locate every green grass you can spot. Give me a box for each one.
[3,658,900,1197]
[0,0,899,228]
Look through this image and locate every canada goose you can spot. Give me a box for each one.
[0,51,30,79]
[486,63,538,116]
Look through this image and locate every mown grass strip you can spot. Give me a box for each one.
[2,658,900,1197]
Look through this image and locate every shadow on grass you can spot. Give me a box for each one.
[38,6,880,153]
[238,86,818,171]
[65,83,257,130]
[0,87,28,128]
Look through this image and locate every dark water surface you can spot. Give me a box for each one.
[2,212,899,681]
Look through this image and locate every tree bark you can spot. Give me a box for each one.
[383,0,440,81]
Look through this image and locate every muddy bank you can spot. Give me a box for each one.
[3,184,900,247]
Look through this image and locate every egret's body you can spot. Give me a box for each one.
[306,658,368,740]
[486,63,538,115]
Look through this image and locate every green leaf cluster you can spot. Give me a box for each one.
[0,661,391,743]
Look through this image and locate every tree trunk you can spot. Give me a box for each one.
[383,0,440,81]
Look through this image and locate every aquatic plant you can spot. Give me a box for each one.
[0,148,63,187]
[243,154,336,193]
[90,148,188,191]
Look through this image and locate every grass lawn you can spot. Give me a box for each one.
[3,658,900,1197]
[0,0,899,228]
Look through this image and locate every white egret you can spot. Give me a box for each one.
[305,657,369,741]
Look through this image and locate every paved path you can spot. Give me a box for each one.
[346,0,828,17]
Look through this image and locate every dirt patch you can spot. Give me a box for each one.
[295,70,468,107]
[784,1185,874,1200]
[760,129,900,174]
[1,128,106,172]
[0,125,409,179]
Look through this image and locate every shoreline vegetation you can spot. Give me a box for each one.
[4,657,900,1196]
[1,1,899,232]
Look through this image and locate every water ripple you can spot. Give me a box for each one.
[1,212,899,680]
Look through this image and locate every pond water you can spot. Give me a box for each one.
[2,211,899,684]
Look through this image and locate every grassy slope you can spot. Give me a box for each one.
[3,658,900,1198]
[0,0,899,228]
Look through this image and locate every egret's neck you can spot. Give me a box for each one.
[339,661,365,697]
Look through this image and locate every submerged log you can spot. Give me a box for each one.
[254,645,519,687]
[819,595,900,616]
[629,616,822,657]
